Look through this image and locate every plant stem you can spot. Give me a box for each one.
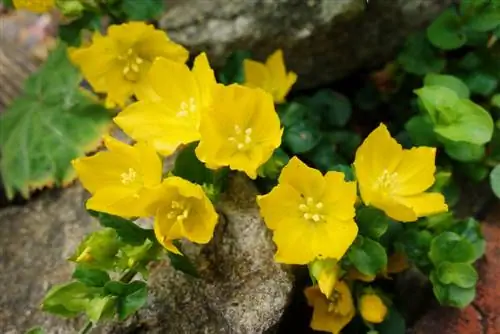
[76,267,138,334]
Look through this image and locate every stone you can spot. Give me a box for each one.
[410,203,500,334]
[0,185,95,333]
[107,174,293,334]
[161,0,452,89]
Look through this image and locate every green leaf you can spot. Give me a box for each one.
[104,281,148,320]
[395,229,433,268]
[460,0,490,16]
[58,12,101,46]
[41,282,94,317]
[72,266,111,287]
[283,119,322,154]
[436,262,478,288]
[355,207,390,239]
[443,141,485,162]
[87,296,115,322]
[458,162,490,182]
[325,131,362,159]
[397,33,446,75]
[167,241,199,278]
[278,102,309,128]
[430,271,476,308]
[405,115,438,146]
[173,142,215,186]
[306,141,346,172]
[25,327,44,334]
[465,10,500,32]
[218,50,252,85]
[427,8,467,50]
[307,90,352,127]
[375,307,406,334]
[121,0,164,20]
[89,211,153,246]
[492,94,500,108]
[463,72,498,96]
[424,73,470,98]
[347,236,387,276]
[0,43,111,199]
[415,85,461,125]
[429,232,476,265]
[491,164,500,199]
[69,228,122,270]
[258,148,290,179]
[329,164,355,182]
[451,218,486,261]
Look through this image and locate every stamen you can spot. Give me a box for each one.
[316,202,324,209]
[299,204,308,212]
[312,214,321,222]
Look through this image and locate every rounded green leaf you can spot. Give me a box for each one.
[356,207,390,239]
[430,271,476,308]
[451,218,486,261]
[375,307,406,334]
[307,90,352,127]
[466,11,500,32]
[492,94,500,108]
[436,262,478,288]
[491,164,500,199]
[415,86,460,125]
[283,120,322,154]
[424,73,470,99]
[463,72,498,97]
[395,229,433,268]
[427,9,467,50]
[397,32,446,75]
[443,141,485,162]
[348,237,388,276]
[278,102,309,128]
[72,266,111,288]
[405,115,438,146]
[429,232,476,265]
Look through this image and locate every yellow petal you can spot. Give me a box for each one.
[273,219,317,264]
[86,187,150,218]
[244,59,270,91]
[134,141,162,188]
[257,184,303,230]
[153,213,182,254]
[192,52,217,110]
[317,264,339,299]
[355,124,403,205]
[314,218,358,261]
[134,26,188,63]
[182,198,219,244]
[396,192,448,218]
[322,172,357,221]
[370,196,418,222]
[395,147,437,196]
[279,157,325,199]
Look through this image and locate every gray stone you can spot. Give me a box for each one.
[107,174,293,334]
[161,0,452,89]
[0,185,96,333]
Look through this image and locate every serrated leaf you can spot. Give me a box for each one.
[436,262,478,288]
[0,43,111,199]
[348,236,387,276]
[72,266,111,287]
[429,232,476,265]
[427,8,467,50]
[121,0,164,20]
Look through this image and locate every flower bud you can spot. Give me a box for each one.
[359,293,388,324]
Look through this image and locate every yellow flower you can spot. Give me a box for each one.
[146,177,218,254]
[305,282,355,334]
[114,53,216,156]
[257,157,358,264]
[69,22,188,107]
[13,0,54,12]
[195,84,282,179]
[244,49,297,103]
[354,124,448,222]
[359,293,388,324]
[72,136,162,217]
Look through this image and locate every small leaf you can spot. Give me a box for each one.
[463,72,498,96]
[466,10,500,32]
[121,0,164,20]
[395,229,433,268]
[173,142,215,186]
[58,12,101,46]
[436,262,478,288]
[424,73,470,98]
[375,307,406,334]
[427,8,467,50]
[283,120,322,154]
[258,148,290,179]
[72,266,111,287]
[41,282,94,317]
[430,271,476,308]
[104,281,148,320]
[167,241,199,278]
[306,141,346,172]
[490,164,500,199]
[397,32,446,75]
[278,102,309,128]
[443,141,485,162]
[88,211,154,246]
[25,327,44,334]
[429,232,476,265]
[218,50,252,85]
[356,207,390,239]
[87,296,115,322]
[405,115,438,146]
[458,162,490,182]
[451,218,486,261]
[326,131,362,159]
[348,236,388,276]
[492,94,500,108]
[307,90,352,127]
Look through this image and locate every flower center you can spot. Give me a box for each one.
[176,97,197,117]
[228,125,253,151]
[166,200,190,223]
[298,197,325,222]
[373,169,399,194]
[120,167,137,185]
[119,48,146,82]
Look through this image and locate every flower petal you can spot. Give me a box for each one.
[244,59,270,91]
[395,147,437,196]
[279,157,325,199]
[396,192,448,218]
[273,219,317,264]
[322,172,357,221]
[370,195,418,222]
[86,187,149,217]
[315,219,358,260]
[257,184,302,230]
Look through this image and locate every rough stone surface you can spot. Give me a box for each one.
[107,174,293,334]
[161,0,452,89]
[411,202,500,334]
[0,185,96,333]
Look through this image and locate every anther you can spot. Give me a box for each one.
[316,202,324,209]
[299,204,308,212]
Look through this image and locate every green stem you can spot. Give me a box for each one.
[76,267,138,334]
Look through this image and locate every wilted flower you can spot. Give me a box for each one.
[244,49,297,103]
[115,53,216,156]
[72,136,162,217]
[354,123,448,222]
[196,84,282,179]
[69,22,188,107]
[258,157,358,264]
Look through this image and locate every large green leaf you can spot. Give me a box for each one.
[0,43,111,199]
[427,8,467,50]
[424,73,470,99]
[347,236,387,276]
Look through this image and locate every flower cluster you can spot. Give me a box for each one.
[68,22,449,334]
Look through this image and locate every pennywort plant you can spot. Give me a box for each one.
[2,1,494,334]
